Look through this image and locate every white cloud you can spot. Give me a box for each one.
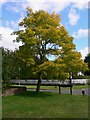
[79,47,88,60]
[2,0,89,22]
[26,0,74,13]
[0,27,22,51]
[68,9,80,26]
[2,0,68,15]
[5,20,18,29]
[5,11,25,29]
[0,0,6,2]
[27,0,49,12]
[6,2,25,13]
[72,29,88,39]
[6,5,20,13]
[1,0,90,11]
[27,0,89,12]
[0,0,23,2]
[72,2,88,9]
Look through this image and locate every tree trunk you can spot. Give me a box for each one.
[59,85,61,94]
[36,76,42,92]
[69,76,72,84]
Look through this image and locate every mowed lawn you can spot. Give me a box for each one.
[26,84,90,90]
[2,91,88,118]
[12,84,90,91]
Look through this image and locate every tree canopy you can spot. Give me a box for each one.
[13,7,88,92]
[84,53,90,75]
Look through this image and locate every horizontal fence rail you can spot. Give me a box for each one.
[10,79,73,95]
[10,79,69,85]
[10,79,88,85]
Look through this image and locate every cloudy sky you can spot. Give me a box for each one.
[0,0,89,59]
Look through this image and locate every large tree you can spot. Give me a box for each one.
[13,7,88,92]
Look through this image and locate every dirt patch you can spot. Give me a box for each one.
[2,87,26,96]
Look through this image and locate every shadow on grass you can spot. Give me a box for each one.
[14,90,53,98]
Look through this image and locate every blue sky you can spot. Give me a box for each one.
[0,0,89,59]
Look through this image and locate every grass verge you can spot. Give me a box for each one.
[2,91,88,118]
[12,84,90,90]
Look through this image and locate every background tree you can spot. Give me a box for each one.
[13,7,88,92]
[2,48,12,89]
[84,53,90,75]
[2,48,34,83]
[2,48,23,89]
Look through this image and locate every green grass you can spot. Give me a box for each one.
[2,91,88,118]
[73,84,90,89]
[12,84,90,91]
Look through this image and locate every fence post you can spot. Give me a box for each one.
[70,86,72,95]
[59,85,61,94]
